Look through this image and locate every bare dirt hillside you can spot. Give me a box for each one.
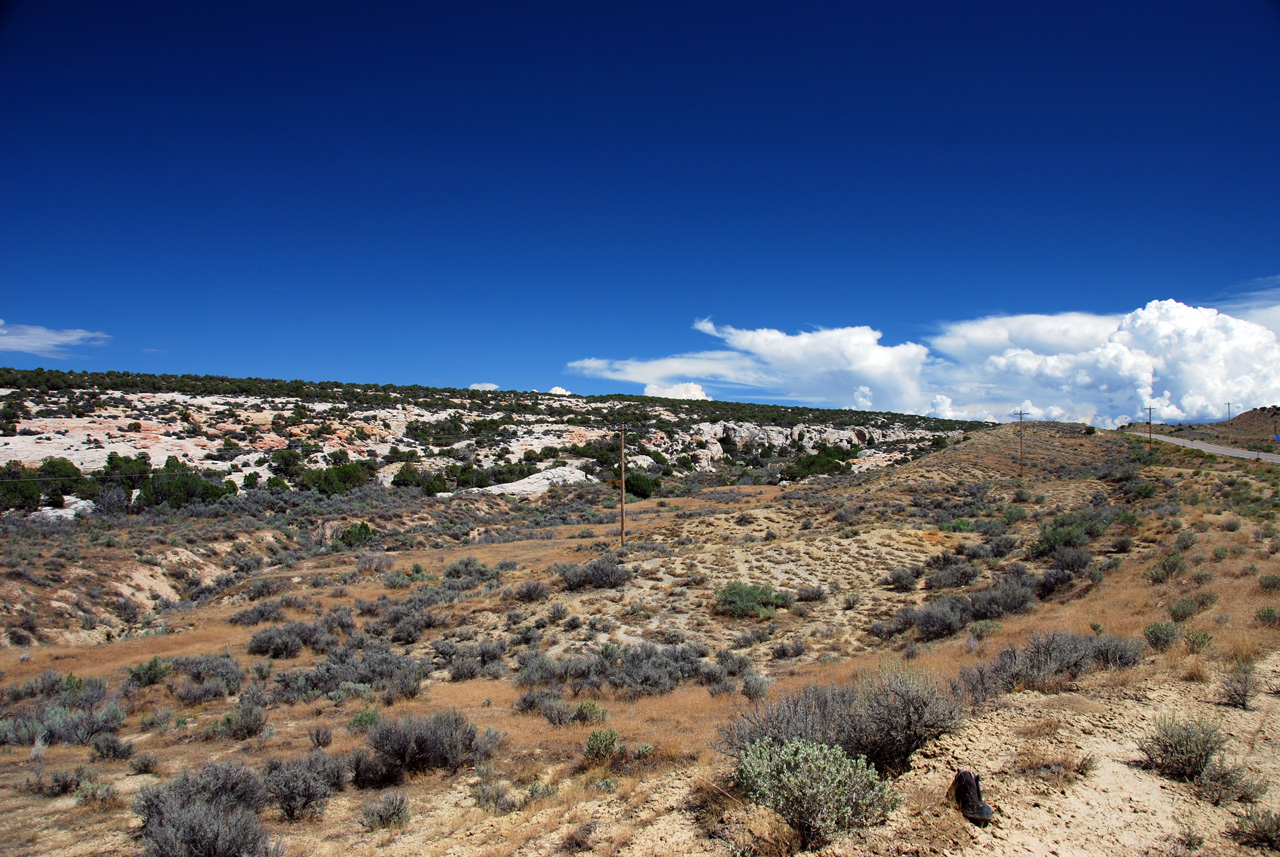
[2,423,1279,857]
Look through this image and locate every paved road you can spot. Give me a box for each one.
[1125,430,1280,464]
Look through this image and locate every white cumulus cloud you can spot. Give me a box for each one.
[468,382,500,391]
[644,382,711,400]
[0,319,110,358]
[1215,278,1280,339]
[547,386,571,396]
[568,297,1280,426]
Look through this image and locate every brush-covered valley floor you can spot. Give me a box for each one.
[2,422,1279,857]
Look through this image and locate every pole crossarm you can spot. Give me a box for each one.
[1013,410,1028,478]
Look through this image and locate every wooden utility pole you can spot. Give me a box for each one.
[619,425,626,550]
[1014,410,1028,477]
[1145,406,1155,451]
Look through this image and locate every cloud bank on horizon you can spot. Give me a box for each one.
[569,298,1280,427]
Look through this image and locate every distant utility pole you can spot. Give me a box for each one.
[1014,410,1028,478]
[1226,402,1233,421]
[619,425,626,550]
[1145,406,1155,451]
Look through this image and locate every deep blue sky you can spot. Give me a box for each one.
[3,2,1279,402]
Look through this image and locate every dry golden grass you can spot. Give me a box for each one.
[1182,657,1210,683]
[1013,744,1096,788]
[1016,716,1063,740]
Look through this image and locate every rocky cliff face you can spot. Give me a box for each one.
[1,388,969,494]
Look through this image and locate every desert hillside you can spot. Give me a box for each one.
[1,404,1279,857]
[1143,406,1280,456]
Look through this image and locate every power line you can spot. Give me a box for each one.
[1013,410,1027,478]
[619,425,627,550]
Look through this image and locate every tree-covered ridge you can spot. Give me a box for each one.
[0,367,985,433]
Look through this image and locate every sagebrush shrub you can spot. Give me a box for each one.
[1194,758,1269,806]
[584,728,619,761]
[348,748,403,789]
[557,554,632,590]
[305,750,350,792]
[715,581,794,618]
[127,657,171,687]
[513,580,550,602]
[1052,546,1092,573]
[967,576,1035,620]
[720,665,958,774]
[1144,622,1180,652]
[360,791,410,830]
[1184,630,1212,654]
[1220,662,1258,710]
[1233,808,1280,849]
[887,566,920,592]
[740,673,768,701]
[735,737,898,847]
[795,585,827,602]
[366,710,493,775]
[91,732,134,761]
[264,757,331,821]
[771,639,806,660]
[907,597,971,641]
[1035,567,1075,598]
[170,654,244,695]
[246,626,303,659]
[227,684,268,739]
[573,700,609,724]
[1139,714,1226,780]
[131,752,161,775]
[1147,553,1188,584]
[924,560,979,590]
[134,761,269,857]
